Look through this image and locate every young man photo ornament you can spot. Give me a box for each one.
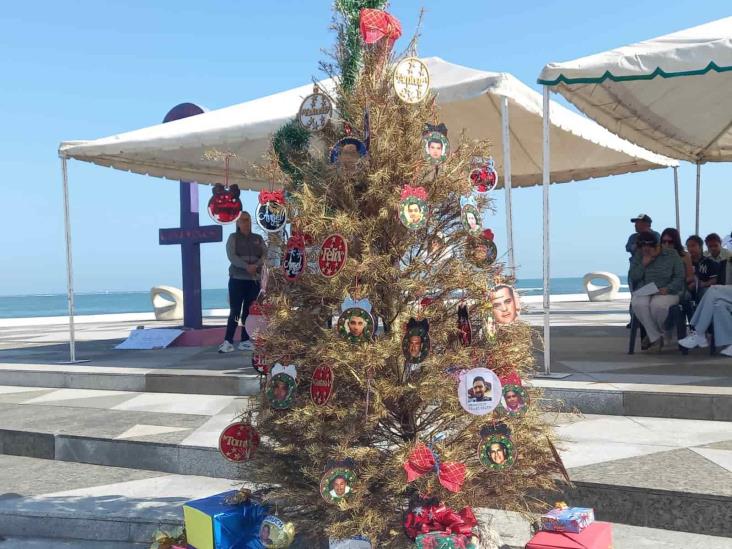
[259,515,295,548]
[402,317,430,364]
[457,367,502,416]
[422,131,449,165]
[478,423,516,471]
[330,137,368,172]
[320,461,357,504]
[398,184,429,230]
[337,297,375,343]
[490,284,519,325]
[266,363,297,410]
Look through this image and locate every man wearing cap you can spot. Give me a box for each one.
[625,214,660,258]
[629,231,685,351]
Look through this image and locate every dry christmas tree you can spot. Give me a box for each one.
[241,3,564,546]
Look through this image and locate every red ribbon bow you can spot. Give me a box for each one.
[400,184,428,202]
[359,9,402,46]
[500,370,523,387]
[404,443,466,493]
[258,190,285,205]
[288,233,306,249]
[404,503,477,540]
[482,229,495,241]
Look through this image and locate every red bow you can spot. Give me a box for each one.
[258,190,285,205]
[400,184,428,201]
[288,233,306,249]
[359,9,402,46]
[404,444,466,493]
[404,503,477,540]
[500,370,523,387]
[482,229,494,241]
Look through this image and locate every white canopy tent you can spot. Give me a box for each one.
[539,16,732,233]
[59,57,675,364]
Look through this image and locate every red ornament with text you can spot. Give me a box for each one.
[218,422,260,462]
[310,365,335,406]
[283,233,306,281]
[207,183,242,224]
[318,234,348,277]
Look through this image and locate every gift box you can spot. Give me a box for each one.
[526,521,612,549]
[540,506,594,534]
[183,490,267,549]
[329,535,372,548]
[414,532,478,549]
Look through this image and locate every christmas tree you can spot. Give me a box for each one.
[245,2,563,546]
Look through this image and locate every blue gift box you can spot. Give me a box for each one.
[540,506,594,534]
[183,490,268,549]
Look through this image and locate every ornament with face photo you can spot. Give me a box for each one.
[207,183,242,224]
[393,57,430,104]
[498,371,529,416]
[467,229,498,268]
[422,131,449,165]
[469,156,498,193]
[298,88,332,132]
[330,137,368,172]
[319,234,348,277]
[490,284,519,325]
[256,190,287,233]
[320,459,357,504]
[337,297,375,343]
[457,367,502,416]
[266,363,297,410]
[282,233,306,281]
[478,423,516,471]
[460,196,482,236]
[259,515,295,548]
[402,317,430,365]
[398,184,429,230]
[457,304,472,346]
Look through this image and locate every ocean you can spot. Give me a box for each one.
[0,277,628,319]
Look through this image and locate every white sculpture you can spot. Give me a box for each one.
[150,285,184,320]
[583,272,621,302]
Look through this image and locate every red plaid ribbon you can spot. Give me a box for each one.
[405,503,477,540]
[258,190,285,205]
[404,443,466,493]
[359,9,402,46]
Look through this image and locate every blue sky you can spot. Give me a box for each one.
[1,1,730,295]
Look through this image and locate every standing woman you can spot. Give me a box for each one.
[218,212,267,353]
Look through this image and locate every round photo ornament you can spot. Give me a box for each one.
[467,229,498,268]
[457,367,502,416]
[318,234,348,277]
[459,196,482,236]
[393,57,430,104]
[310,364,335,406]
[398,184,429,230]
[218,422,260,462]
[422,130,449,165]
[498,371,529,416]
[297,87,332,132]
[256,190,287,233]
[207,183,242,224]
[337,297,375,343]
[320,459,357,504]
[469,156,498,193]
[329,136,368,172]
[478,423,516,471]
[266,363,297,410]
[259,515,295,548]
[402,317,430,365]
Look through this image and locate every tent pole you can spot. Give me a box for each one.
[673,167,680,233]
[61,155,77,363]
[695,162,701,235]
[541,86,551,376]
[500,95,515,276]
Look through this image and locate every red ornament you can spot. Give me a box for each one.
[500,371,523,387]
[218,422,260,462]
[359,8,402,46]
[251,350,270,375]
[207,184,242,224]
[318,234,348,278]
[310,365,334,406]
[283,233,306,281]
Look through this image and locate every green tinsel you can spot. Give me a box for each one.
[272,119,311,187]
[335,0,388,92]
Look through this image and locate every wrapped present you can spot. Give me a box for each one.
[329,535,372,548]
[526,521,612,549]
[183,490,267,549]
[414,532,478,549]
[540,504,594,534]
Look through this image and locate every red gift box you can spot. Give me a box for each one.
[526,521,612,549]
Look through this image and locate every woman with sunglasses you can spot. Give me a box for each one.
[660,228,694,289]
[629,231,685,351]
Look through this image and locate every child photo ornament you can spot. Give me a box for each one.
[478,423,516,471]
[318,234,348,277]
[457,367,502,416]
[398,184,429,230]
[320,459,357,504]
[337,297,375,343]
[207,183,242,224]
[259,515,296,548]
[266,363,297,410]
[256,190,287,233]
[298,87,332,132]
[393,57,430,104]
[402,317,430,364]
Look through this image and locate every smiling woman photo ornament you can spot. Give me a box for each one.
[265,363,297,410]
[398,184,429,230]
[320,459,357,504]
[478,423,516,471]
[337,297,375,343]
[402,317,430,364]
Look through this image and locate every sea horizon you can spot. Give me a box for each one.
[0,276,628,319]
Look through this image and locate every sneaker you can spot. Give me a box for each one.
[218,341,235,353]
[679,332,708,349]
[238,340,254,351]
[721,345,732,357]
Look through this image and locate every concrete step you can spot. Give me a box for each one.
[0,537,144,548]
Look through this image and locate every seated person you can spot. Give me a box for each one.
[679,282,732,357]
[686,235,719,300]
[629,231,685,351]
[705,233,732,264]
[661,228,693,287]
